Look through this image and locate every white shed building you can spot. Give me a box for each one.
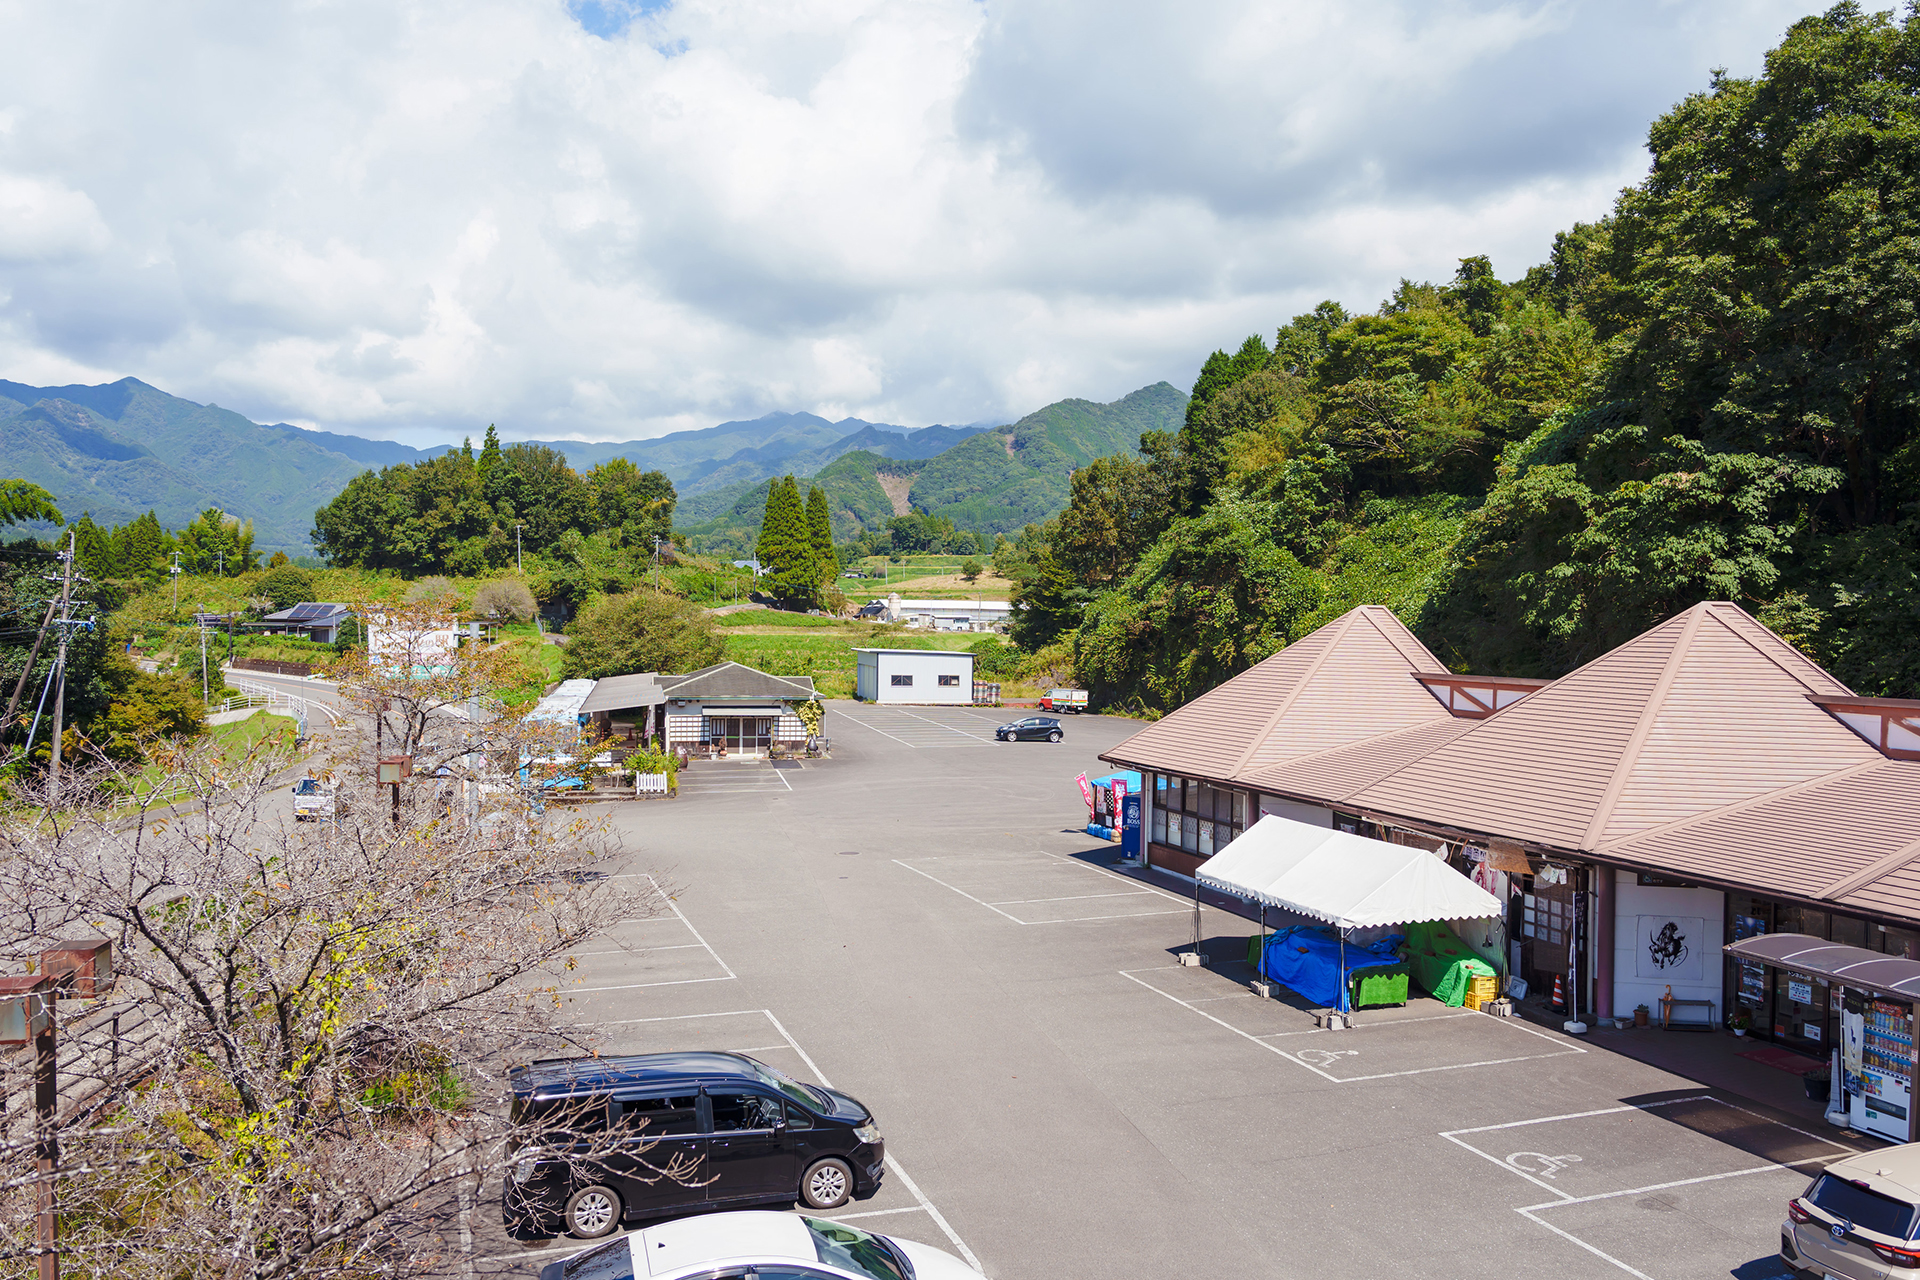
[854,649,975,704]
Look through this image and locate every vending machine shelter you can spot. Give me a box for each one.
[1726,932,1920,1143]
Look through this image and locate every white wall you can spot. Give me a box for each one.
[874,651,973,704]
[1258,795,1333,826]
[1613,870,1724,1022]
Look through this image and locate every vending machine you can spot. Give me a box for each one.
[1843,988,1914,1142]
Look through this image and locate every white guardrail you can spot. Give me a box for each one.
[223,677,339,737]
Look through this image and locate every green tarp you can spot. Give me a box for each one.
[1405,920,1496,1006]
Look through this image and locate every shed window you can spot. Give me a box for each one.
[891,674,913,687]
[938,674,960,687]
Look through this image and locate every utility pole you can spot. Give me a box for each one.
[200,618,209,707]
[652,536,663,590]
[515,525,523,573]
[47,533,76,808]
[169,552,181,618]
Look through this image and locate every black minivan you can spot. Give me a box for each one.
[502,1051,886,1239]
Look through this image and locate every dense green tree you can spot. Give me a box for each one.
[805,486,834,575]
[589,459,676,551]
[0,480,62,528]
[1054,454,1177,585]
[257,566,317,610]
[562,590,725,678]
[1425,3,1920,691]
[175,509,257,576]
[1072,501,1323,711]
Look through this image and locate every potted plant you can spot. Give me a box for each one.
[1729,1011,1751,1036]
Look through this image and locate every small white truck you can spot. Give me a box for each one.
[1040,688,1089,714]
[291,776,336,821]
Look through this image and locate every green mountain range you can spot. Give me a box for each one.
[0,374,1183,557]
[0,378,373,553]
[677,382,1188,551]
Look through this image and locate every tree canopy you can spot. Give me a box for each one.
[1020,4,1920,710]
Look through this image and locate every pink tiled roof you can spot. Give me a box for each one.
[1101,606,1448,782]
[1242,717,1479,805]
[1349,602,1871,852]
[1603,759,1920,917]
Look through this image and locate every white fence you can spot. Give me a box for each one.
[636,773,670,795]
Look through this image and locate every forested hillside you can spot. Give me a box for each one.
[1011,6,1920,711]
[678,382,1186,552]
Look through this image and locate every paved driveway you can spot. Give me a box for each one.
[479,700,1852,1280]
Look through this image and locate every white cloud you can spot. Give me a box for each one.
[0,0,1818,442]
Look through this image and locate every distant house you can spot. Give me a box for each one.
[863,593,1010,631]
[247,602,353,644]
[580,661,819,757]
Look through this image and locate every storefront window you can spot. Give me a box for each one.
[1151,773,1245,856]
[1832,915,1869,950]
[1880,925,1920,960]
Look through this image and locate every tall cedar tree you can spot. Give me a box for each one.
[805,486,834,578]
[757,476,817,604]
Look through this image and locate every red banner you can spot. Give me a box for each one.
[1075,772,1094,814]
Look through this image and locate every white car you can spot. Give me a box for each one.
[290,777,336,821]
[536,1210,984,1280]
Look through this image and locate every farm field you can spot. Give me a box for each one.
[718,623,1011,699]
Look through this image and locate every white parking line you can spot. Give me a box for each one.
[1120,967,1585,1082]
[832,712,922,747]
[1444,1096,1854,1279]
[552,877,736,993]
[984,890,1158,906]
[888,708,995,741]
[894,860,1027,923]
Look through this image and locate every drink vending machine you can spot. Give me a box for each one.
[1842,988,1914,1143]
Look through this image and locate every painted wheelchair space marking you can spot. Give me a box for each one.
[1120,967,1586,1083]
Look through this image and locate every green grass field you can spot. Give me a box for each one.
[125,711,300,806]
[719,625,1005,699]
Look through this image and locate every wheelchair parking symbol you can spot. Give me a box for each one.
[1297,1048,1360,1068]
[1506,1151,1583,1179]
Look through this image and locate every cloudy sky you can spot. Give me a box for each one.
[0,0,1822,445]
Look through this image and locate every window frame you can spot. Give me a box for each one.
[890,673,913,687]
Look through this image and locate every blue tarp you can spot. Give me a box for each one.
[1261,926,1405,1010]
[1092,771,1142,790]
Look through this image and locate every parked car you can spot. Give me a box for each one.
[504,1052,885,1239]
[1782,1143,1920,1276]
[1039,688,1089,714]
[538,1210,985,1280]
[995,716,1063,743]
[290,777,335,821]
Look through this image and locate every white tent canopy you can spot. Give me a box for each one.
[1199,814,1499,929]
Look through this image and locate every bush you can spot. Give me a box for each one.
[563,590,725,679]
[473,578,537,622]
[256,565,317,610]
[405,575,458,605]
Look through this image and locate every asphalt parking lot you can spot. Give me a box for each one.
[480,698,1872,1280]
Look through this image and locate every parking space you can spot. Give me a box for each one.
[894,850,1189,924]
[832,704,1005,748]
[1445,1096,1853,1279]
[672,760,795,798]
[1122,960,1587,1082]
[543,876,737,1004]
[486,702,1860,1280]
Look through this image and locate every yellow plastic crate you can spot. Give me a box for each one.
[1464,973,1499,1011]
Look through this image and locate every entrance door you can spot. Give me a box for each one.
[704,1088,796,1203]
[1523,878,1575,1001]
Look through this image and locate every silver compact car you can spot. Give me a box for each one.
[1783,1143,1920,1276]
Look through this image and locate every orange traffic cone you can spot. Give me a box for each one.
[1550,973,1567,1012]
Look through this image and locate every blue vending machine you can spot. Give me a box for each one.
[1120,791,1142,859]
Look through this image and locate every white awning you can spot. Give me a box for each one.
[1198,814,1499,929]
